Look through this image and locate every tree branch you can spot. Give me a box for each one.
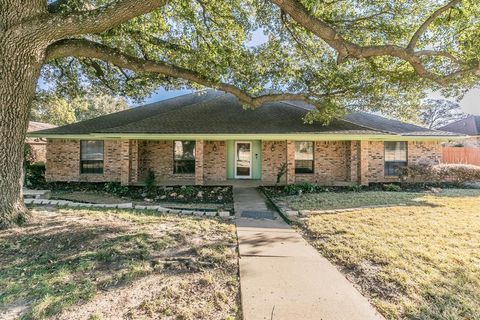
[269,0,478,86]
[407,0,460,50]
[45,39,314,107]
[45,0,167,40]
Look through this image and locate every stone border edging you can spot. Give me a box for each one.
[24,199,232,218]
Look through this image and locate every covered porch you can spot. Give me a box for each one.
[119,139,371,186]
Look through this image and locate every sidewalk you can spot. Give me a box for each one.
[234,187,383,320]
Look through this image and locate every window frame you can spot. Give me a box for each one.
[173,140,196,174]
[80,140,104,175]
[294,141,315,174]
[384,141,408,177]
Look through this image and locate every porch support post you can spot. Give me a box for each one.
[120,139,139,185]
[286,140,296,184]
[130,140,139,184]
[195,140,204,185]
[358,140,369,186]
[348,141,359,183]
[120,139,131,185]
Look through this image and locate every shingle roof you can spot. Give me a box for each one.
[438,115,480,136]
[33,90,455,137]
[28,121,56,132]
[343,112,457,136]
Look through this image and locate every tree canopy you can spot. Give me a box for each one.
[42,0,480,123]
[31,93,128,125]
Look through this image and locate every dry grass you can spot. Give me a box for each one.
[298,189,480,319]
[0,208,239,320]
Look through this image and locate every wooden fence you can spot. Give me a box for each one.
[442,147,480,166]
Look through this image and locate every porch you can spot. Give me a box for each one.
[118,139,371,186]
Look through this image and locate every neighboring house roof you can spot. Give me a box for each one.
[28,121,57,132]
[26,121,57,143]
[438,115,480,136]
[30,90,458,139]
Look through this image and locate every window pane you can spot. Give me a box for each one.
[174,141,195,160]
[384,142,407,162]
[174,141,195,174]
[295,141,313,160]
[384,161,406,176]
[295,141,314,174]
[80,141,104,174]
[81,141,104,161]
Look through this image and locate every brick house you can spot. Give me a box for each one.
[438,115,480,147]
[30,90,459,186]
[26,121,57,163]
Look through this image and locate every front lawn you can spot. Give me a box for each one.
[276,190,427,211]
[297,189,480,319]
[0,208,239,320]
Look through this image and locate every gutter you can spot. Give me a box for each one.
[27,132,466,142]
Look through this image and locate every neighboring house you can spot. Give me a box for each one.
[438,115,480,147]
[26,121,57,163]
[30,90,460,186]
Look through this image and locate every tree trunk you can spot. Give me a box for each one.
[0,32,45,229]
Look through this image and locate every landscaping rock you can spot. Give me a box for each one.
[205,211,216,217]
[193,211,204,216]
[218,211,230,217]
[117,203,133,209]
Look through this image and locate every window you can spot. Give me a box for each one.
[80,140,104,174]
[384,142,407,176]
[295,141,314,174]
[174,141,195,174]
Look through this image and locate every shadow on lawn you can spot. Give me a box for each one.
[0,212,231,319]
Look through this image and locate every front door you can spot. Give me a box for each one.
[235,141,252,179]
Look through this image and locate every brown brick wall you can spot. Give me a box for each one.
[28,142,47,164]
[367,141,385,182]
[408,141,442,165]
[261,141,287,183]
[46,138,443,185]
[137,140,194,183]
[46,139,122,182]
[204,141,227,182]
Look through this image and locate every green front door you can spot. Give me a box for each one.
[227,140,261,179]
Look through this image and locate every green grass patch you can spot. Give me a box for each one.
[279,189,480,211]
[301,189,480,319]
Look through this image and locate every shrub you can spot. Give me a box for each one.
[145,169,156,195]
[103,182,129,196]
[25,163,45,188]
[349,184,363,192]
[433,164,480,184]
[276,162,287,184]
[283,183,327,195]
[399,163,480,185]
[383,183,402,192]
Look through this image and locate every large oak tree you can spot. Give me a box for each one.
[1,0,479,228]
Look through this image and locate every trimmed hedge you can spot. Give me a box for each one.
[399,163,480,184]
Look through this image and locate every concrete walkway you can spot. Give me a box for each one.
[234,187,383,320]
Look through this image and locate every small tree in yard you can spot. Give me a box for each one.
[1,0,480,228]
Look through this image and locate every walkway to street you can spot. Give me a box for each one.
[234,186,383,320]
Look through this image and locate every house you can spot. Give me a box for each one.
[438,115,480,147]
[30,90,460,186]
[26,121,57,163]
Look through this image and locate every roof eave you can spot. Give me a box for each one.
[28,132,467,141]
